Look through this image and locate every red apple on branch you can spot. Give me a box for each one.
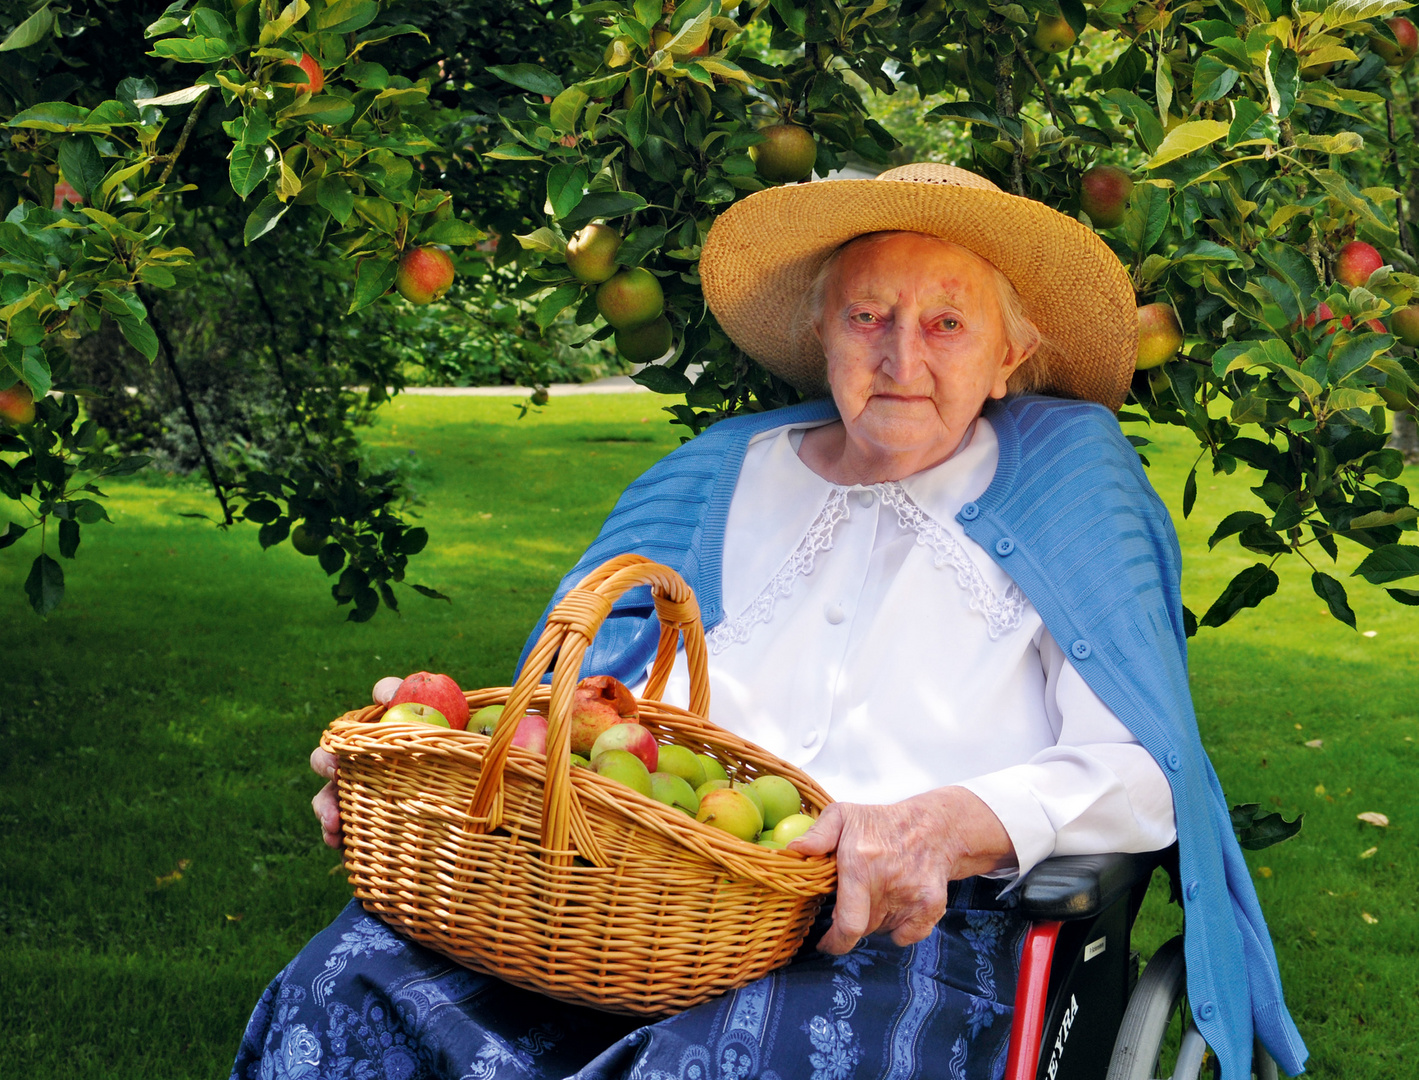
[1078,165,1133,229]
[0,383,36,426]
[1135,302,1183,370]
[1371,17,1418,66]
[389,671,469,730]
[1335,241,1383,288]
[395,247,455,304]
[297,53,325,94]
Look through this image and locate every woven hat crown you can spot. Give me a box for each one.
[698,163,1139,410]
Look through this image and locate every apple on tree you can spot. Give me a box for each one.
[1032,13,1077,53]
[0,383,36,426]
[1334,241,1383,288]
[565,224,621,284]
[389,671,470,730]
[1078,166,1133,230]
[395,247,455,304]
[297,53,325,94]
[1135,302,1183,370]
[751,123,816,183]
[1392,305,1419,347]
[596,268,664,331]
[1371,16,1418,66]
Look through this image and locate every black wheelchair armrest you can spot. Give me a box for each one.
[1017,846,1174,921]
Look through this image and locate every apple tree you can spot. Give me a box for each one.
[470,0,1419,630]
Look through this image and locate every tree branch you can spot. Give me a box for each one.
[157,90,210,186]
[135,285,234,525]
[1014,39,1065,129]
[992,42,1024,196]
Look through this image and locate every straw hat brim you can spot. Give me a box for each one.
[699,178,1138,411]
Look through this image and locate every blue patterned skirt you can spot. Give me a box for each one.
[231,878,1026,1080]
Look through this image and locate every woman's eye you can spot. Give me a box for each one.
[852,311,878,324]
[937,317,961,331]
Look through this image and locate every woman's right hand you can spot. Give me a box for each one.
[312,676,403,848]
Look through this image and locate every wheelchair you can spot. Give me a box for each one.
[1004,846,1279,1080]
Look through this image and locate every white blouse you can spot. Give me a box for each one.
[649,417,1177,881]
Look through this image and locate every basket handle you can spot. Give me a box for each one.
[468,554,710,859]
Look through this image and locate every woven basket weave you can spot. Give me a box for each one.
[323,554,837,1016]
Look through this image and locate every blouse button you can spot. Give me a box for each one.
[802,730,819,748]
[855,489,875,508]
[824,603,846,625]
[1070,639,1092,660]
[960,502,980,520]
[995,537,1015,556]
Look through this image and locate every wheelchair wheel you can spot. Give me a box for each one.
[1105,935,1205,1080]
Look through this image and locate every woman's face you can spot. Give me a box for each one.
[815,233,1030,464]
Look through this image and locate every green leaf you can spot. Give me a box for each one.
[486,63,563,97]
[560,190,647,229]
[114,312,158,362]
[243,499,281,524]
[1311,572,1357,628]
[56,135,104,204]
[546,163,588,220]
[1191,55,1240,102]
[625,93,649,148]
[1147,120,1230,169]
[399,527,428,555]
[1327,334,1393,386]
[258,0,309,46]
[615,225,667,267]
[1230,803,1304,851]
[482,144,542,161]
[1182,467,1197,519]
[549,86,588,134]
[243,193,290,245]
[925,100,1021,140]
[514,227,566,255]
[417,219,485,246]
[348,255,397,314]
[0,4,52,51]
[633,0,661,27]
[1200,563,1280,628]
[258,517,290,549]
[0,521,27,549]
[149,37,234,64]
[316,0,378,32]
[284,95,356,125]
[1101,90,1164,153]
[229,143,275,200]
[1121,182,1169,255]
[57,517,80,559]
[1352,544,1419,585]
[317,174,354,225]
[1227,98,1279,147]
[24,552,65,616]
[6,101,90,131]
[318,543,346,575]
[133,84,212,108]
[632,364,693,394]
[534,284,581,331]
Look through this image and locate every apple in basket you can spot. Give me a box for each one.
[589,722,658,772]
[389,672,469,731]
[382,702,450,727]
[569,675,638,755]
[511,713,548,754]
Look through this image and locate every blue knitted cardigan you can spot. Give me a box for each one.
[517,393,1307,1078]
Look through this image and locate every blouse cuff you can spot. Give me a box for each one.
[953,771,1057,885]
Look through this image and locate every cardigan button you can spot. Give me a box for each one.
[1070,639,1092,660]
[1166,751,1182,771]
[960,502,980,520]
[1186,880,1199,900]
[995,537,1015,556]
[1198,1001,1216,1022]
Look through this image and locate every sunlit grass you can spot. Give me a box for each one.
[0,394,1412,1078]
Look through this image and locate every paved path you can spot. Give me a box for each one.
[398,375,649,397]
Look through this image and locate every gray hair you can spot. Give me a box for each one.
[798,232,1051,395]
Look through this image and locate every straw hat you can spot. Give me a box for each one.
[699,163,1138,411]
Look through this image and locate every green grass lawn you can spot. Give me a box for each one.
[0,393,1413,1079]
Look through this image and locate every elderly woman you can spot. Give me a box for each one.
[232,165,1305,1080]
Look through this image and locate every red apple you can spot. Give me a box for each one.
[589,722,658,773]
[1302,303,1386,335]
[382,701,449,727]
[1392,304,1419,347]
[1372,17,1418,66]
[1135,302,1183,370]
[1078,165,1133,230]
[389,671,469,731]
[511,713,548,754]
[297,53,325,94]
[395,247,455,304]
[569,675,638,756]
[0,383,36,426]
[1335,241,1383,288]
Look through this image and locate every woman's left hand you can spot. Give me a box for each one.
[789,786,1016,955]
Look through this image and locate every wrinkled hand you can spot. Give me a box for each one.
[789,786,1017,955]
[311,677,402,849]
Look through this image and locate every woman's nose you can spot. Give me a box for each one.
[879,322,929,385]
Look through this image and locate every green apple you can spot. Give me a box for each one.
[771,813,816,845]
[570,753,591,768]
[695,778,731,800]
[757,838,786,849]
[745,775,801,829]
[655,744,707,789]
[382,701,450,727]
[472,704,504,735]
[696,754,729,783]
[734,780,766,821]
[696,788,763,841]
[649,772,700,814]
[592,748,653,798]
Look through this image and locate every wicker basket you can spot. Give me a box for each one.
[322,553,837,1016]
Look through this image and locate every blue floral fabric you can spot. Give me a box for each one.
[231,878,1026,1080]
